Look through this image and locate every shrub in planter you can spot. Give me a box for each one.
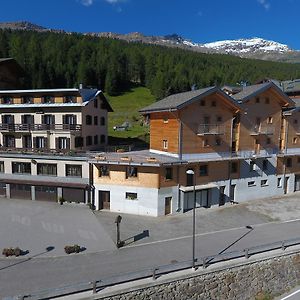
[2,247,22,257]
[58,197,65,205]
[64,244,81,254]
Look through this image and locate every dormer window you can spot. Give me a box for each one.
[42,95,54,104]
[2,96,12,104]
[64,95,76,103]
[22,96,33,104]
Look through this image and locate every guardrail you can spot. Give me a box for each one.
[13,236,300,300]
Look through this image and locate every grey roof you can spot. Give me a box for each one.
[232,82,293,106]
[139,86,240,114]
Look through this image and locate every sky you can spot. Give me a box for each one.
[0,0,300,49]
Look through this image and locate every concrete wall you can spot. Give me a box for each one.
[100,251,300,300]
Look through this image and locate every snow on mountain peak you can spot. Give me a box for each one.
[203,37,291,54]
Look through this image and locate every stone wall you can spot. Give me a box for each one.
[100,251,300,300]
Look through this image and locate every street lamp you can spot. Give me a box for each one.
[186,169,196,269]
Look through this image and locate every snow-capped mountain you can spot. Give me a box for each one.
[203,38,292,54]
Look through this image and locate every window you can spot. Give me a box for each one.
[298,157,300,164]
[261,179,268,186]
[200,100,205,106]
[126,166,138,178]
[294,119,298,124]
[75,137,83,148]
[66,165,82,177]
[250,161,256,172]
[22,96,33,104]
[266,137,271,145]
[231,162,238,173]
[23,135,32,148]
[22,115,34,125]
[94,135,98,145]
[203,139,209,147]
[57,137,69,150]
[255,97,260,103]
[63,114,77,125]
[37,163,57,176]
[248,181,256,187]
[163,140,168,150]
[265,97,270,104]
[262,159,268,171]
[211,100,216,107]
[2,115,14,124]
[2,96,12,104]
[94,116,98,125]
[64,95,76,103]
[86,136,92,146]
[267,117,273,124]
[42,114,55,125]
[94,99,98,108]
[277,178,282,188]
[199,164,208,176]
[215,138,221,146]
[216,116,222,122]
[165,167,173,180]
[126,192,137,200]
[0,161,4,173]
[286,157,292,168]
[3,135,15,147]
[86,115,92,125]
[34,137,47,149]
[293,137,298,144]
[12,162,31,174]
[100,135,106,144]
[100,117,105,126]
[42,95,54,103]
[98,165,109,177]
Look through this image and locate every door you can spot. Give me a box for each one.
[219,186,226,206]
[230,184,236,203]
[99,191,110,210]
[284,177,289,194]
[62,188,85,203]
[295,175,300,191]
[165,197,172,215]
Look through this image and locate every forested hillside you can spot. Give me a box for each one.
[1,29,300,99]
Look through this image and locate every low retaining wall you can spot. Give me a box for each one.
[99,250,300,300]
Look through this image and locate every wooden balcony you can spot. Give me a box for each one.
[0,123,82,132]
[197,124,225,136]
[250,125,274,136]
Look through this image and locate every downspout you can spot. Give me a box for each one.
[228,115,237,201]
[282,117,289,194]
[89,162,95,210]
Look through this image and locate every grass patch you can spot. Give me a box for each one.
[106,86,155,140]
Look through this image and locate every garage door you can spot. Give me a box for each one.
[62,188,85,203]
[10,184,32,200]
[35,186,57,202]
[295,175,300,191]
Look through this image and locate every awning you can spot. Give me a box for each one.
[179,183,218,192]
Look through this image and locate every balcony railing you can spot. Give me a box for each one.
[250,125,274,136]
[197,124,225,136]
[0,123,82,132]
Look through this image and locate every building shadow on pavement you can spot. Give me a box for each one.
[122,230,150,246]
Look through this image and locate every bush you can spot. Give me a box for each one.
[2,247,22,257]
[64,244,81,254]
[58,197,65,205]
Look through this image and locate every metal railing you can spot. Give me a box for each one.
[13,236,300,300]
[197,124,225,136]
[250,125,274,136]
[0,123,82,132]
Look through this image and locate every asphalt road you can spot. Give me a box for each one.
[1,219,300,298]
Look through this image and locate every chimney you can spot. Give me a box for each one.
[79,83,83,89]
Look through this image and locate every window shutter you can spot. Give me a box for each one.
[44,137,48,149]
[66,138,70,150]
[62,115,66,124]
[33,137,37,148]
[21,115,24,124]
[12,137,15,148]
[11,115,15,124]
[51,115,55,125]
[41,115,45,124]
[55,138,59,150]
[73,115,77,125]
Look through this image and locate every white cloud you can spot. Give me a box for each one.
[105,0,127,3]
[257,0,271,10]
[80,0,93,6]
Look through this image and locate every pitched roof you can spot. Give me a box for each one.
[232,82,293,106]
[139,86,240,114]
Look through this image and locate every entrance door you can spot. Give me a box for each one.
[219,186,226,206]
[295,175,300,191]
[165,197,172,215]
[230,184,236,203]
[284,177,289,194]
[99,191,110,210]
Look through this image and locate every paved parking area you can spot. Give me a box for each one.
[94,192,300,247]
[0,199,115,257]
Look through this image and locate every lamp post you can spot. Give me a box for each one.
[186,169,196,269]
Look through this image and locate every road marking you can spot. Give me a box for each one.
[280,288,300,300]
